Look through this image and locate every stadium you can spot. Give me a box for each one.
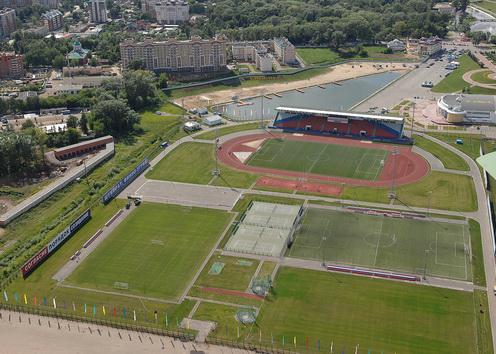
[272,106,408,143]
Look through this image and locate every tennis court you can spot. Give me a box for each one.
[288,207,471,281]
[246,138,388,180]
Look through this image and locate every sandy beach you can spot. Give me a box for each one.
[175,61,415,110]
[0,310,253,354]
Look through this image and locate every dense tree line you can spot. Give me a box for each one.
[187,0,451,45]
[0,131,47,178]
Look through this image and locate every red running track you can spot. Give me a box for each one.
[218,133,430,189]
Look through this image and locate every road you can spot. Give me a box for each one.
[353,59,449,113]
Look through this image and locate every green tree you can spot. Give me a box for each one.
[158,73,168,89]
[66,115,78,128]
[79,112,89,134]
[21,119,35,130]
[90,99,140,136]
[66,127,79,144]
[122,70,158,110]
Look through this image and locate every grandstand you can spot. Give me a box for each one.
[272,107,406,142]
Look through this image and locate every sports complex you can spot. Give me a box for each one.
[0,104,494,354]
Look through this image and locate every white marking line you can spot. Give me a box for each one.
[306,144,328,174]
[373,218,384,268]
[434,232,467,268]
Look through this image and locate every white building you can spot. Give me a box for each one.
[437,94,496,124]
[155,0,189,25]
[407,36,442,56]
[387,39,405,51]
[273,37,296,64]
[255,51,273,72]
[89,0,107,24]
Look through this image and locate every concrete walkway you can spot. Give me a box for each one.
[462,68,496,90]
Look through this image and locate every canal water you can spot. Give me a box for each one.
[214,71,401,121]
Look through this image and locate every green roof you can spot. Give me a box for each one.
[477,151,496,179]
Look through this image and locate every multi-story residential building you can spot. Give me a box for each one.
[42,9,63,31]
[0,0,31,8]
[120,36,227,73]
[89,0,107,23]
[0,52,24,79]
[273,37,296,64]
[141,0,189,24]
[155,0,189,24]
[407,36,442,56]
[0,8,16,39]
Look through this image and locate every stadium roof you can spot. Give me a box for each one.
[276,106,404,122]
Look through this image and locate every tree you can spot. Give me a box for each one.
[52,55,66,69]
[158,73,169,89]
[122,70,158,110]
[66,115,78,129]
[90,99,140,136]
[66,128,79,144]
[79,112,89,135]
[21,119,35,130]
[330,30,345,50]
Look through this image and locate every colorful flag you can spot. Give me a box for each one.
[317,339,321,351]
[3,290,8,302]
[164,313,167,327]
[43,296,47,306]
[259,330,261,343]
[237,326,240,339]
[93,304,96,316]
[33,296,37,306]
[23,293,27,304]
[306,336,309,350]
[294,336,297,348]
[102,305,106,316]
[154,310,158,322]
[113,306,117,317]
[84,303,87,314]
[331,341,334,354]
[133,310,136,322]
[123,307,127,319]
[282,336,285,347]
[14,292,18,303]
[72,302,76,312]
[52,298,57,309]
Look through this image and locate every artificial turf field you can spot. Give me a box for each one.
[65,202,232,300]
[246,138,388,180]
[251,267,477,354]
[288,207,471,281]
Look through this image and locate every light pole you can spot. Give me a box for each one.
[427,190,433,218]
[322,235,327,267]
[389,147,399,200]
[212,128,220,176]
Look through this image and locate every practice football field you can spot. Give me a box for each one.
[288,207,471,281]
[65,202,232,300]
[246,138,388,180]
[253,267,476,354]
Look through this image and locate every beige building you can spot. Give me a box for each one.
[407,36,442,56]
[273,37,296,64]
[142,0,189,24]
[120,37,227,73]
[0,52,24,79]
[0,8,16,39]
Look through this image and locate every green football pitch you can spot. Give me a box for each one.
[253,267,477,354]
[246,138,388,180]
[288,207,471,281]
[65,203,232,300]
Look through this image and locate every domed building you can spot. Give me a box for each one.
[437,94,496,124]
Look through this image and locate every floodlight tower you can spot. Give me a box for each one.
[389,146,399,200]
[212,128,221,176]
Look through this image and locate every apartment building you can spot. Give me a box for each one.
[273,37,296,64]
[0,52,24,79]
[0,0,31,8]
[120,36,227,73]
[42,9,63,31]
[0,8,16,39]
[89,0,107,23]
[155,0,189,24]
[36,0,58,8]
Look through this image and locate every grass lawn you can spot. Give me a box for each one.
[413,134,469,171]
[289,207,472,281]
[146,142,258,188]
[474,289,494,354]
[427,132,496,160]
[296,46,410,66]
[343,171,477,212]
[432,54,481,93]
[470,69,496,85]
[247,138,388,181]
[193,254,259,291]
[469,219,487,287]
[204,267,478,354]
[467,86,496,95]
[194,123,260,140]
[477,0,496,14]
[65,202,231,300]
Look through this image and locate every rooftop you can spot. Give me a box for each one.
[276,106,404,123]
[441,94,496,113]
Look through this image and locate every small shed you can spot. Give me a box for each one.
[203,114,223,127]
[183,121,201,132]
[197,107,209,116]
